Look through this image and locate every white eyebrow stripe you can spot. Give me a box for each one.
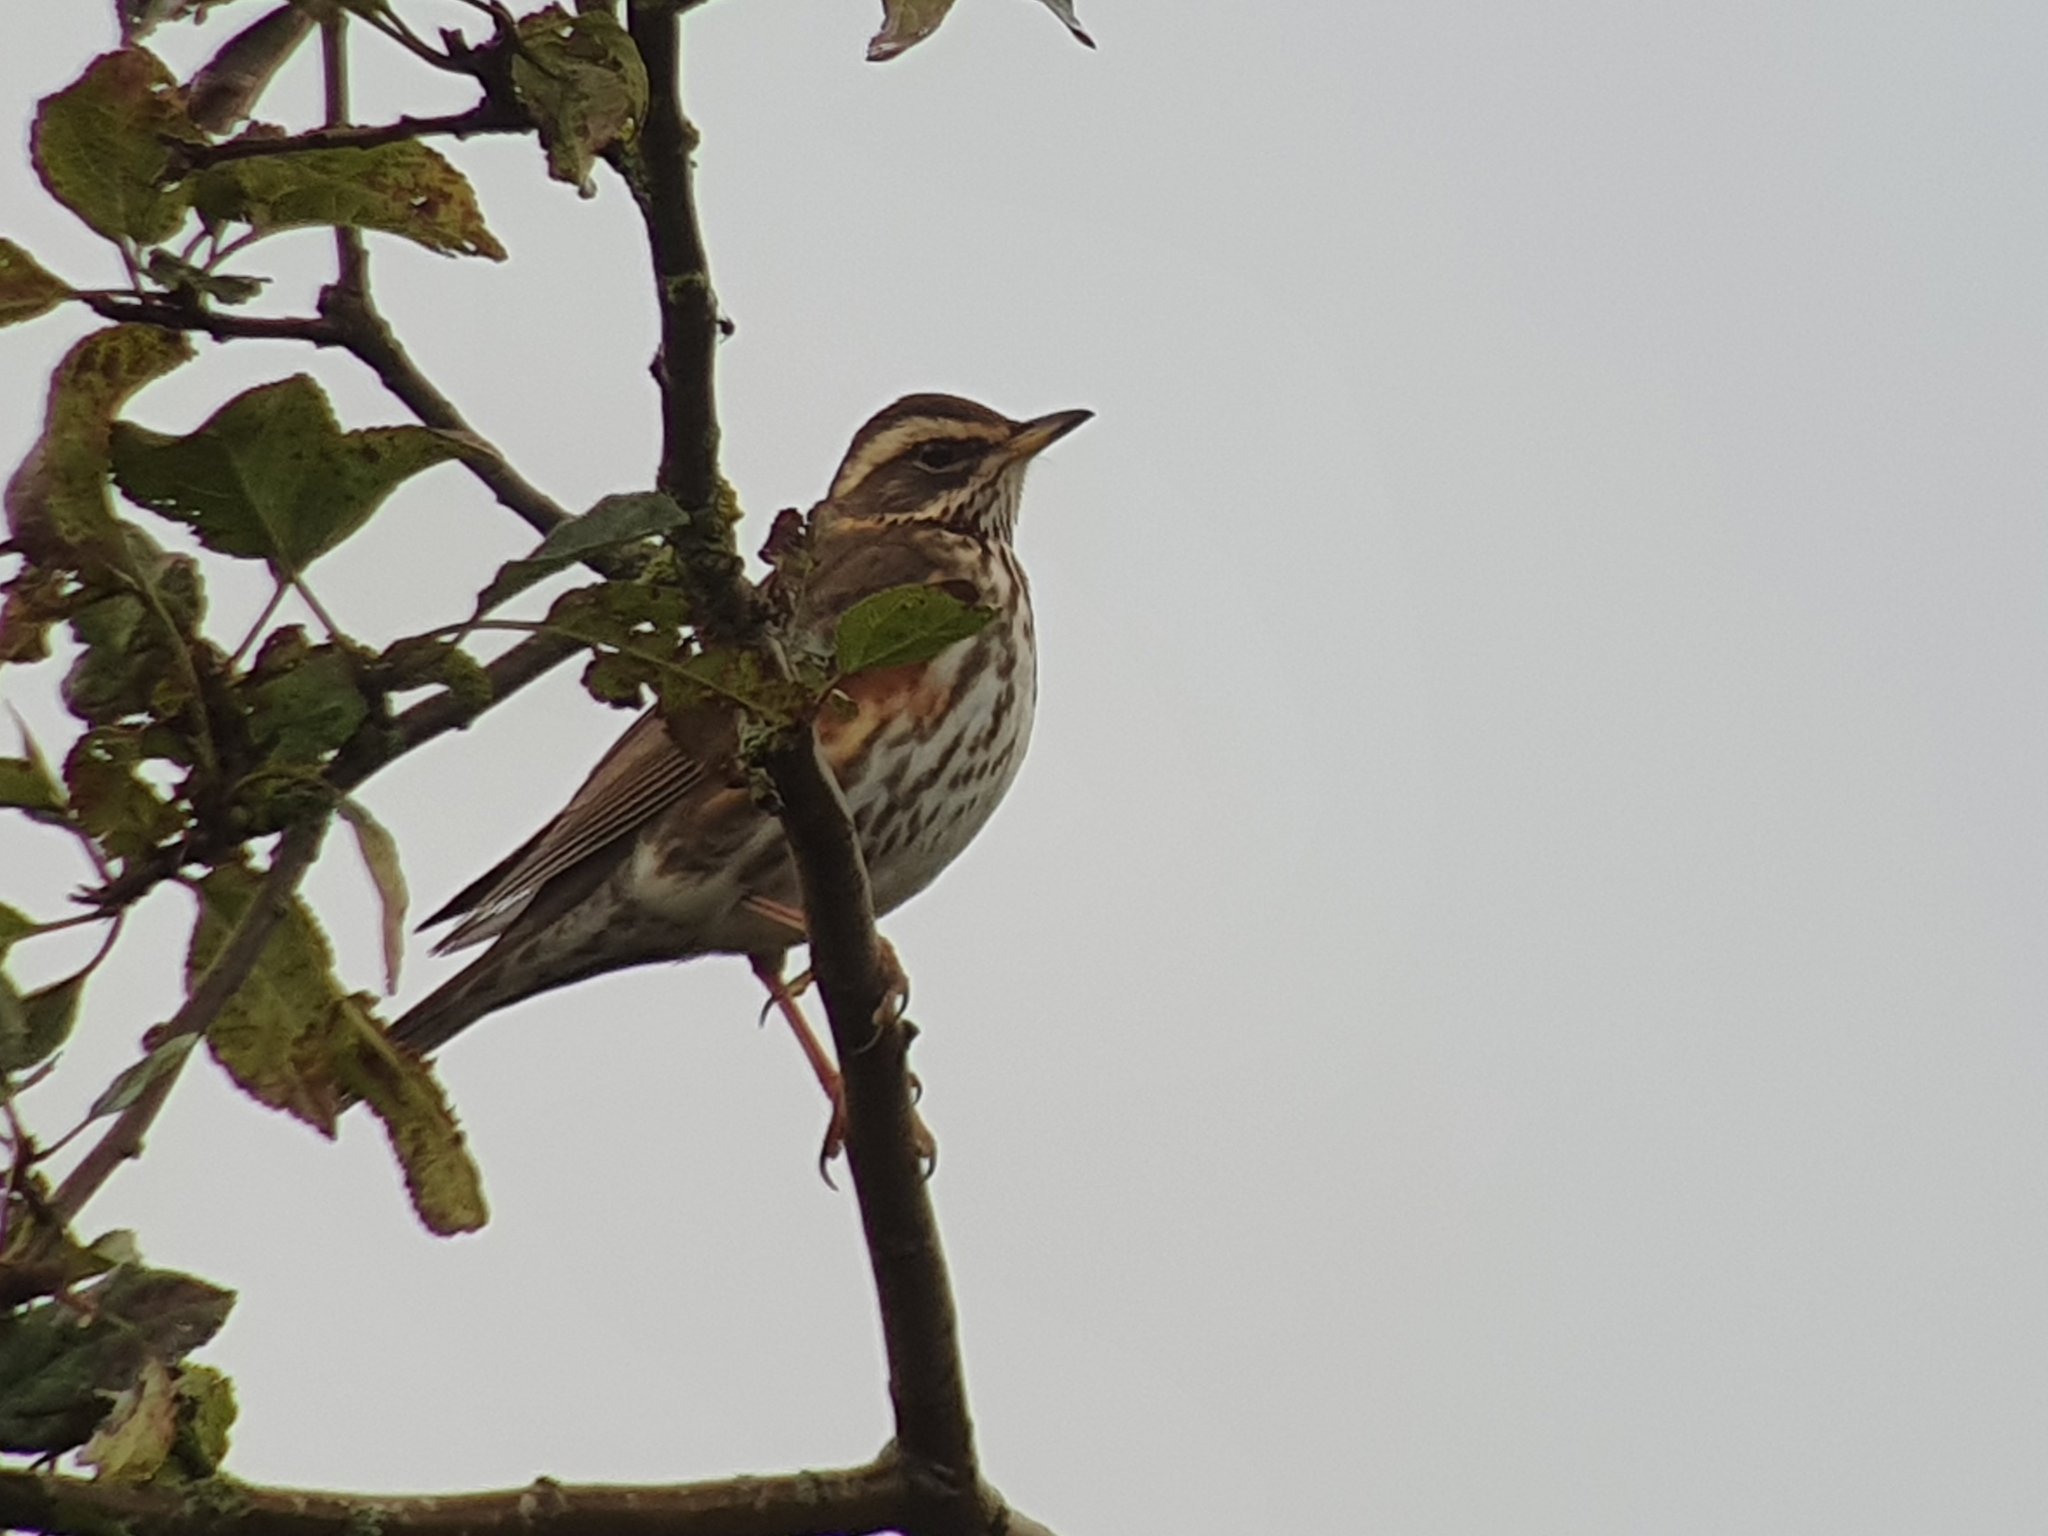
[831,419,1000,498]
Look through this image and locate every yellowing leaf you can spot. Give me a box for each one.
[171,1363,236,1475]
[0,1265,233,1459]
[110,375,475,573]
[191,866,487,1234]
[511,5,648,194]
[30,50,200,245]
[867,0,958,60]
[5,325,194,574]
[339,1000,488,1236]
[79,1357,177,1482]
[192,862,353,1134]
[192,141,507,259]
[867,0,1092,61]
[338,796,408,994]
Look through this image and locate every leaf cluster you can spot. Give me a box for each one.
[1,0,1088,1511]
[0,1261,237,1479]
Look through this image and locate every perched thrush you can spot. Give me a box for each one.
[389,394,1089,1140]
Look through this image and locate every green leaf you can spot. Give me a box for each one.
[0,756,66,818]
[110,375,475,574]
[0,240,72,328]
[191,863,351,1134]
[0,1209,125,1310]
[479,491,688,611]
[84,1034,196,1123]
[834,583,993,676]
[0,906,34,954]
[142,249,268,306]
[30,50,200,245]
[338,997,487,1236]
[337,796,407,994]
[651,647,815,724]
[5,325,194,575]
[191,141,507,260]
[56,555,210,734]
[511,5,649,194]
[0,976,23,1079]
[0,970,87,1074]
[0,1265,234,1458]
[0,565,79,667]
[243,645,368,763]
[171,1362,236,1476]
[64,728,184,864]
[549,581,691,708]
[580,647,654,707]
[374,637,491,712]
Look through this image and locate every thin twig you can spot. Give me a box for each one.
[317,285,571,537]
[347,0,472,73]
[76,293,345,346]
[187,105,518,168]
[319,8,370,299]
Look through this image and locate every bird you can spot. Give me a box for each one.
[387,392,1090,1151]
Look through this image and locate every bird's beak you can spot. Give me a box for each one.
[1002,407,1094,464]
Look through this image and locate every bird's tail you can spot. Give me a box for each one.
[385,950,520,1060]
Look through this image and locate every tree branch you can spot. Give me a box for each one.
[756,733,986,1533]
[0,1459,907,1536]
[619,5,723,524]
[616,10,994,1531]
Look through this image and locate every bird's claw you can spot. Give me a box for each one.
[813,1091,938,1187]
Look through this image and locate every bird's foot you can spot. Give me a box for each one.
[817,1080,937,1185]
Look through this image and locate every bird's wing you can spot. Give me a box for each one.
[796,520,982,627]
[425,709,714,952]
[426,527,977,952]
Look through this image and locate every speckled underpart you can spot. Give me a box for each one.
[387,396,1086,1060]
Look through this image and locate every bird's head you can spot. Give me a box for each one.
[819,393,1092,542]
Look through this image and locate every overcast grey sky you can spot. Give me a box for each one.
[4,2,2046,1531]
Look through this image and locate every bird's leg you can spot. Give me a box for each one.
[744,896,912,1042]
[748,952,851,1169]
[743,905,933,1176]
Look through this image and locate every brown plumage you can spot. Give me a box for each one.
[388,395,1090,1081]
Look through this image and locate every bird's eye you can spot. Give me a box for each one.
[912,440,977,473]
